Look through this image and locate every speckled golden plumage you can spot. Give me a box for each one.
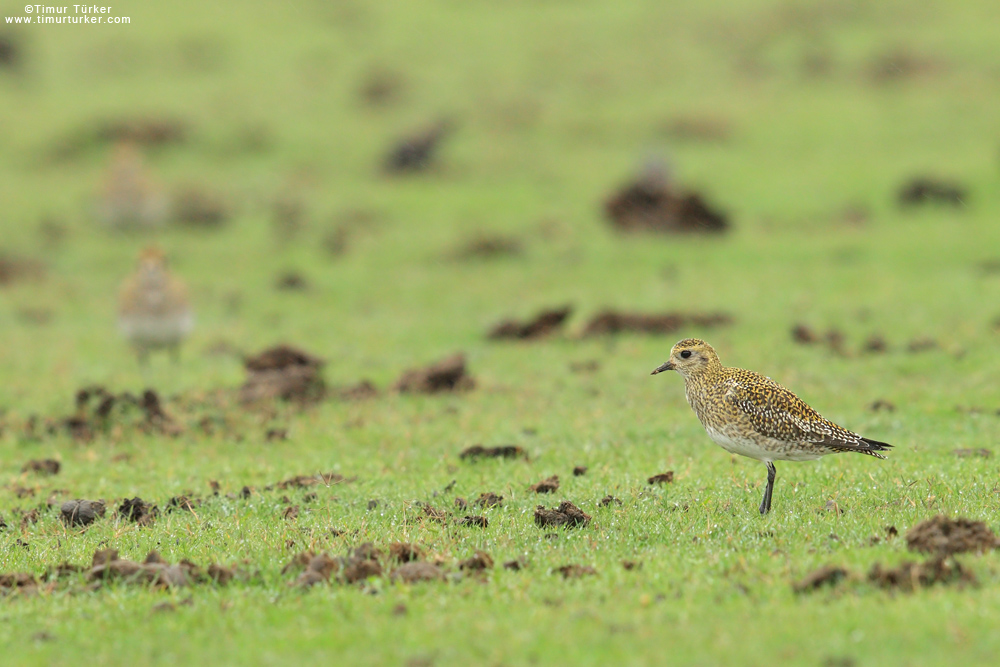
[652,338,891,514]
[118,247,193,364]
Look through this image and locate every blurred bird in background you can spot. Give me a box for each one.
[96,142,170,230]
[118,247,193,365]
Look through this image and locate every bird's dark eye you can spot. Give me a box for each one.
[680,350,692,359]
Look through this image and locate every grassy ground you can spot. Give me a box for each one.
[2,0,1000,664]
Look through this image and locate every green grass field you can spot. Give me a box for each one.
[3,0,1000,664]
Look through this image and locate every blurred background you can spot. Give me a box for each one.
[1,0,999,412]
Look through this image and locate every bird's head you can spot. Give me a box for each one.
[651,338,721,379]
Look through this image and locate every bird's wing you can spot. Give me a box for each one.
[721,374,863,448]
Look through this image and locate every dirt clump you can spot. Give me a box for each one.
[648,471,674,485]
[534,502,591,528]
[556,564,597,579]
[503,559,524,571]
[906,337,938,353]
[60,500,106,527]
[793,565,849,593]
[57,385,180,439]
[863,334,889,353]
[265,471,345,491]
[868,399,896,412]
[275,271,308,291]
[240,344,326,404]
[460,444,527,461]
[599,495,622,507]
[167,495,200,513]
[22,459,60,475]
[573,466,588,476]
[459,551,494,572]
[582,310,732,337]
[0,572,38,594]
[953,448,991,459]
[88,549,224,589]
[621,560,642,571]
[604,165,728,234]
[0,253,45,287]
[383,118,454,174]
[529,476,560,494]
[868,556,974,592]
[395,353,474,393]
[389,543,424,563]
[118,497,158,526]
[172,185,229,228]
[391,561,445,583]
[293,553,339,588]
[488,306,572,341]
[905,516,999,556]
[898,177,967,207]
[282,505,299,520]
[449,234,523,260]
[331,380,379,401]
[421,504,449,523]
[475,492,504,509]
[460,515,489,528]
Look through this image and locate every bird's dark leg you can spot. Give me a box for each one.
[759,462,776,515]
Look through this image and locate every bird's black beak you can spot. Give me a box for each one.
[650,361,673,375]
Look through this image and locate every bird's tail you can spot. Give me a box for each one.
[854,437,893,459]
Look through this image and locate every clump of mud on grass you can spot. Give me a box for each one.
[395,353,474,393]
[60,499,106,527]
[905,516,1000,556]
[648,472,674,485]
[383,118,454,174]
[118,497,158,526]
[475,492,504,508]
[21,459,60,475]
[534,502,591,528]
[488,306,572,341]
[460,444,527,461]
[240,345,326,404]
[868,557,975,592]
[555,564,597,579]
[793,565,850,593]
[264,471,346,491]
[0,253,45,286]
[897,176,967,207]
[459,551,494,572]
[581,310,732,337]
[89,549,235,589]
[448,233,523,261]
[528,476,560,493]
[603,160,729,234]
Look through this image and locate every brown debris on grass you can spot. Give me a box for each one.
[88,549,230,589]
[389,543,424,563]
[60,500,106,527]
[21,459,60,475]
[459,445,527,461]
[793,565,849,593]
[863,334,889,353]
[275,271,308,291]
[905,516,1000,556]
[868,49,944,84]
[868,556,974,592]
[391,562,445,583]
[0,572,38,595]
[118,497,158,526]
[395,353,474,393]
[534,502,591,528]
[449,234,523,260]
[572,466,588,476]
[599,495,622,507]
[528,476,560,494]
[898,177,967,208]
[621,560,642,571]
[648,472,674,485]
[167,495,200,513]
[475,492,504,509]
[906,337,938,353]
[868,399,896,412]
[556,564,597,579]
[582,310,732,337]
[55,386,181,440]
[50,116,188,161]
[421,505,449,523]
[790,325,848,354]
[383,119,454,174]
[953,448,991,459]
[331,380,379,401]
[604,164,728,234]
[488,306,572,341]
[172,185,230,228]
[265,471,345,491]
[240,344,326,404]
[0,253,45,286]
[460,515,489,528]
[459,551,494,572]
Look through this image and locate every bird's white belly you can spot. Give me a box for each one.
[704,425,823,462]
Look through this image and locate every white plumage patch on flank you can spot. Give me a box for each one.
[704,425,825,462]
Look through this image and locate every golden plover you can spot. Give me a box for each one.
[118,247,193,364]
[97,142,169,230]
[651,338,891,514]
